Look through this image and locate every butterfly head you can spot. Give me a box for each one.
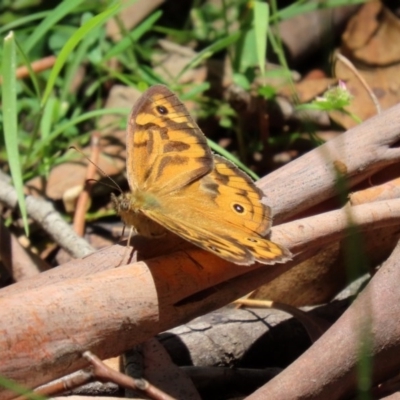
[112,191,165,238]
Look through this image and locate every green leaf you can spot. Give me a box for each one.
[176,31,241,82]
[23,0,85,54]
[14,37,42,99]
[28,107,130,163]
[235,25,257,73]
[0,375,46,400]
[254,1,269,76]
[180,82,210,100]
[40,96,57,141]
[103,10,163,61]
[207,139,259,180]
[276,0,366,22]
[258,84,276,99]
[233,72,251,90]
[41,2,121,107]
[2,31,29,235]
[0,10,49,35]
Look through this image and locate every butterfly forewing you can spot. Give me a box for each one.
[126,85,213,194]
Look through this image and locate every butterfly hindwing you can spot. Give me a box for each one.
[144,155,291,265]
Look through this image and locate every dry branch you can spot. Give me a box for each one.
[0,171,94,258]
[246,239,400,400]
[52,398,124,400]
[83,351,180,400]
[159,299,351,369]
[260,101,400,221]
[0,55,56,83]
[0,198,399,398]
[0,218,49,281]
[1,103,400,398]
[124,339,201,399]
[73,133,102,236]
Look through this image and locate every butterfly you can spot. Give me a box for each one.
[112,85,292,266]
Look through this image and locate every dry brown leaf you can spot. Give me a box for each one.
[278,3,360,66]
[333,2,400,128]
[153,39,207,85]
[342,1,400,65]
[279,76,336,103]
[0,218,50,281]
[332,61,400,128]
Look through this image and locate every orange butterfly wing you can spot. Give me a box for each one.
[118,85,291,265]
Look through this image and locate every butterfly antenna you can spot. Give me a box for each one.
[69,145,124,194]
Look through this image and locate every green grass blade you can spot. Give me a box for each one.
[23,0,85,54]
[275,0,366,22]
[40,97,57,140]
[2,32,29,235]
[176,31,241,82]
[28,107,129,164]
[207,139,259,180]
[254,1,269,76]
[60,26,98,103]
[0,375,46,400]
[180,82,210,100]
[103,10,163,61]
[14,38,42,99]
[41,2,120,107]
[0,10,49,34]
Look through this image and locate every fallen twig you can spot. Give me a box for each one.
[0,171,94,258]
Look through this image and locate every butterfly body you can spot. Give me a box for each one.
[114,85,291,265]
[112,191,166,238]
